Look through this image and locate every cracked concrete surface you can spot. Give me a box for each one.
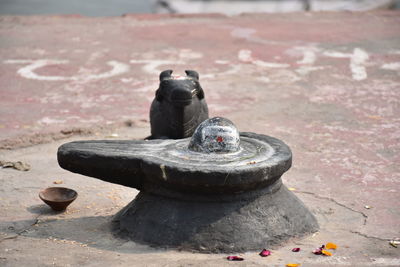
[296,191,369,226]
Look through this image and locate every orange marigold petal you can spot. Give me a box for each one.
[286,264,300,267]
[325,242,338,249]
[321,250,332,256]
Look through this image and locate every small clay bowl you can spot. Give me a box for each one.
[39,187,78,211]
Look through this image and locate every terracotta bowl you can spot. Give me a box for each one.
[39,187,78,211]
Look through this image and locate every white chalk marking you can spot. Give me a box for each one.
[38,117,66,125]
[286,45,323,76]
[215,60,229,65]
[297,50,316,64]
[323,51,351,57]
[6,59,71,81]
[238,49,289,68]
[296,48,317,65]
[323,48,369,81]
[381,62,400,71]
[238,49,253,62]
[253,60,289,68]
[121,77,133,83]
[4,59,129,81]
[4,59,35,64]
[287,46,325,75]
[351,48,369,81]
[296,66,325,75]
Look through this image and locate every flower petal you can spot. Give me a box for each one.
[325,242,338,249]
[321,250,332,256]
[227,256,244,261]
[292,248,301,252]
[313,248,322,255]
[259,249,271,257]
[286,264,300,267]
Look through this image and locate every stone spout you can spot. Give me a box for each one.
[57,140,160,190]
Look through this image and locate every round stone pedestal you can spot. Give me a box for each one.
[113,181,318,253]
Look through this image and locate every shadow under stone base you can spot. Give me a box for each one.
[112,182,319,253]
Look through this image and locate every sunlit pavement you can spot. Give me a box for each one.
[0,12,399,266]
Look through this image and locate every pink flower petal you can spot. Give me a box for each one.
[227,256,244,261]
[259,249,272,257]
[313,248,322,255]
[292,248,301,252]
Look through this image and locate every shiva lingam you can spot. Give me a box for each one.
[58,117,318,252]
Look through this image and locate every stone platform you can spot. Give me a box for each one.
[0,11,399,266]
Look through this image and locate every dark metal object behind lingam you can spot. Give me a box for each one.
[57,70,318,253]
[149,70,208,139]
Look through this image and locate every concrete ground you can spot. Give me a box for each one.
[0,11,399,266]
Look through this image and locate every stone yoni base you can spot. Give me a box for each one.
[112,183,318,253]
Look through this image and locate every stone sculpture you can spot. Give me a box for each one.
[149,70,209,139]
[58,117,318,252]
